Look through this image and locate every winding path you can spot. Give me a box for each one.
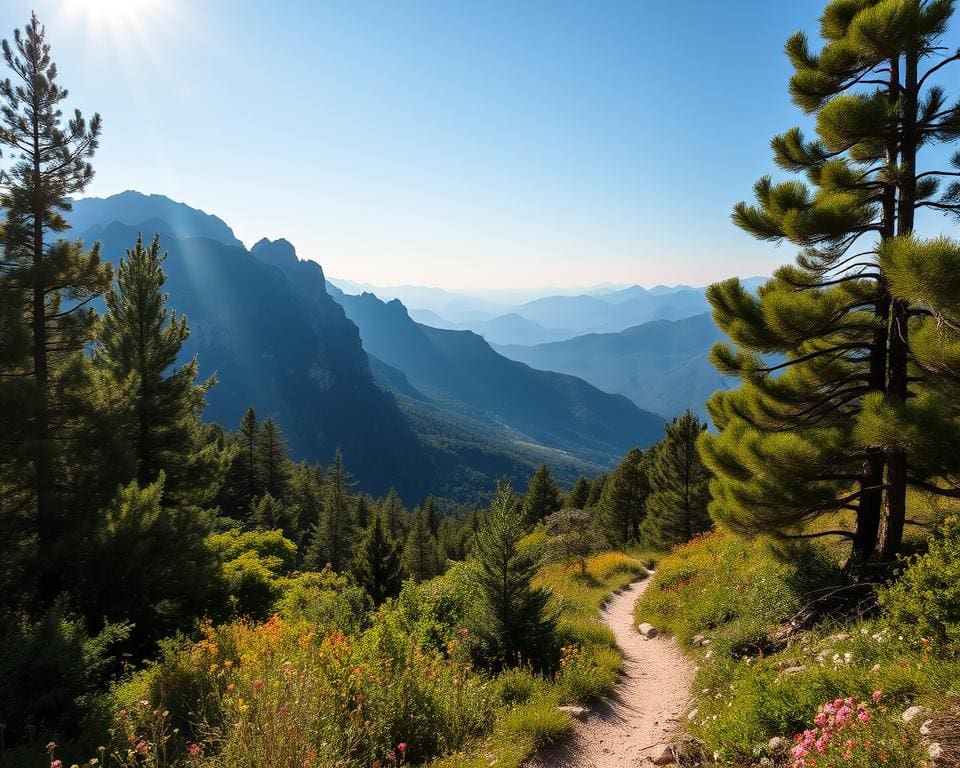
[528,575,695,767]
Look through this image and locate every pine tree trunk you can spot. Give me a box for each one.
[876,50,918,561]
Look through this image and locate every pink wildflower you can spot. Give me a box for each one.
[872,690,883,704]
[51,761,62,768]
[397,743,407,754]
[187,742,202,757]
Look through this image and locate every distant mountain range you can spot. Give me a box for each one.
[329,275,766,346]
[65,191,666,502]
[496,313,732,419]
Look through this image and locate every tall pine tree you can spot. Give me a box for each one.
[597,448,651,546]
[403,507,440,582]
[256,416,290,501]
[641,412,712,551]
[353,510,403,605]
[95,234,222,507]
[699,0,960,562]
[305,449,356,572]
[522,464,562,527]
[0,13,111,602]
[473,479,556,670]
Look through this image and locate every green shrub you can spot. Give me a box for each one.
[500,700,571,748]
[495,667,546,706]
[879,515,960,651]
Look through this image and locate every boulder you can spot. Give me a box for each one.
[638,622,659,639]
[929,742,943,761]
[920,719,934,737]
[649,744,674,765]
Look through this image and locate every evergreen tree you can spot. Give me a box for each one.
[586,473,608,508]
[403,507,440,582]
[380,487,405,540]
[567,476,591,510]
[472,479,556,670]
[641,412,712,551]
[355,494,372,530]
[305,450,355,572]
[256,416,290,500]
[288,461,323,545]
[354,511,403,605]
[544,508,602,575]
[522,464,562,527]
[221,407,262,520]
[251,493,297,537]
[699,0,960,561]
[423,495,439,535]
[598,448,651,546]
[0,13,111,602]
[95,234,222,507]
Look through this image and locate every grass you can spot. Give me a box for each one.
[635,529,960,766]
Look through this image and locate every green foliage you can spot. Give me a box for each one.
[705,0,960,563]
[0,603,128,743]
[640,411,711,550]
[354,511,404,604]
[304,449,356,572]
[522,465,562,527]
[566,476,591,509]
[597,447,650,546]
[880,515,960,651]
[255,416,290,501]
[0,12,112,605]
[403,506,441,582]
[472,480,558,670]
[96,234,223,508]
[499,701,571,749]
[206,528,297,618]
[80,476,220,650]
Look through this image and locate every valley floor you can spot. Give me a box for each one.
[527,577,694,767]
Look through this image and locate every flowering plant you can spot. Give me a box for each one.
[791,692,923,767]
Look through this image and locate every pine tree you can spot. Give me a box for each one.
[567,476,591,510]
[355,495,372,530]
[0,14,111,602]
[256,416,290,501]
[220,407,262,520]
[699,0,960,562]
[354,510,403,605]
[597,448,651,546]
[95,234,222,507]
[288,461,323,546]
[380,487,405,540]
[251,493,298,537]
[522,465,562,527]
[641,412,712,551]
[403,507,440,582]
[586,474,608,508]
[423,495,439,535]
[305,450,355,572]
[473,479,556,670]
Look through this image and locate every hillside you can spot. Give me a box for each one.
[324,286,665,466]
[497,313,729,419]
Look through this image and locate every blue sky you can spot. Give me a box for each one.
[2,1,957,289]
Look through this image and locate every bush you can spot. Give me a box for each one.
[500,700,571,749]
[879,515,960,651]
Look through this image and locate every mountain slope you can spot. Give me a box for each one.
[67,215,429,499]
[496,313,730,419]
[326,287,664,465]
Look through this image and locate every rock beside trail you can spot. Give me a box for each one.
[902,705,930,723]
[649,744,674,765]
[638,622,659,639]
[558,705,590,721]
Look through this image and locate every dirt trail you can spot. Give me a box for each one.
[527,575,695,767]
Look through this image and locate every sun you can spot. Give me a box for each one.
[61,0,173,43]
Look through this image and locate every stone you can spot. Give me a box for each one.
[902,705,930,723]
[768,736,788,753]
[649,744,674,765]
[920,719,934,737]
[692,634,706,646]
[701,638,711,646]
[687,707,699,722]
[781,665,806,675]
[638,622,658,639]
[558,705,589,721]
[928,742,943,761]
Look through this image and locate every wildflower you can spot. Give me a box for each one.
[47,742,58,755]
[187,742,202,756]
[397,742,407,754]
[872,690,882,704]
[252,678,264,690]
[50,761,62,768]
